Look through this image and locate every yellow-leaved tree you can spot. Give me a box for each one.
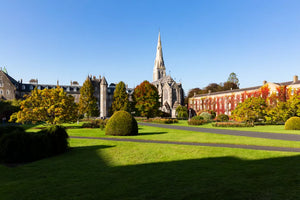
[10,87,78,124]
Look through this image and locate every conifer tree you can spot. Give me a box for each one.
[79,77,98,118]
[112,81,129,113]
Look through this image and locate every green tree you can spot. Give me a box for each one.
[133,80,160,119]
[175,105,188,119]
[227,72,240,87]
[79,77,98,118]
[112,81,129,113]
[11,87,78,124]
[232,97,267,123]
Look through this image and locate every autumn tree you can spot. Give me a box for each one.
[11,87,78,124]
[133,80,160,118]
[232,97,267,123]
[79,77,98,118]
[112,81,129,113]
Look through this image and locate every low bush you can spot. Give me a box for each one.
[82,119,107,130]
[188,119,208,126]
[0,125,69,163]
[285,117,300,130]
[216,114,229,122]
[199,112,212,121]
[213,122,254,127]
[105,111,138,136]
[151,118,178,124]
[191,116,203,120]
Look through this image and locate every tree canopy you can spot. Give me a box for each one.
[11,87,78,124]
[227,72,240,87]
[111,81,129,113]
[79,77,98,118]
[133,80,160,118]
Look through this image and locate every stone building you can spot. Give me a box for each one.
[0,68,121,118]
[152,33,184,117]
[188,75,300,116]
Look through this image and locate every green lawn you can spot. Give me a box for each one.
[164,120,300,135]
[1,124,299,200]
[0,136,299,200]
[67,125,300,148]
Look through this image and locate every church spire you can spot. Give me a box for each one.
[153,32,166,82]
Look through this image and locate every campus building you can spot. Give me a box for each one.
[152,32,184,117]
[0,68,135,118]
[188,75,300,116]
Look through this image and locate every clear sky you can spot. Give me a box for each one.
[1,0,300,94]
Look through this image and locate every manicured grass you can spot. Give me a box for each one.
[0,136,299,200]
[66,125,300,148]
[166,120,300,135]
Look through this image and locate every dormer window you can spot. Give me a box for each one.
[74,87,77,92]
[30,85,34,90]
[22,85,26,90]
[67,87,70,92]
[38,86,41,90]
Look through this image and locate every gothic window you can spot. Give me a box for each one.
[0,89,2,95]
[6,90,10,95]
[163,89,168,101]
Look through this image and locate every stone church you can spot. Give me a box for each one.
[152,33,184,117]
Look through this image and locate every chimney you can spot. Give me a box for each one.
[293,75,298,83]
[263,80,267,85]
[57,80,59,86]
[194,92,196,96]
[208,90,211,94]
[70,80,72,86]
[20,79,23,84]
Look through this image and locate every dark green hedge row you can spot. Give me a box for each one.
[0,126,69,163]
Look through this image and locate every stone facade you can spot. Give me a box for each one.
[152,33,184,117]
[0,69,120,118]
[188,75,300,116]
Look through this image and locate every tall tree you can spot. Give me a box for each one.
[133,80,160,118]
[79,77,98,118]
[227,72,240,87]
[11,87,78,124]
[112,81,129,113]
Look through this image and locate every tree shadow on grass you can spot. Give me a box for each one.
[1,144,300,200]
[138,131,167,136]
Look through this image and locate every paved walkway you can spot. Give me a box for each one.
[70,136,300,153]
[138,122,300,142]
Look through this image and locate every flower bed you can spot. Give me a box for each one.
[213,122,254,127]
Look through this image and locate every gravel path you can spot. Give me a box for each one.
[138,122,300,141]
[70,136,300,153]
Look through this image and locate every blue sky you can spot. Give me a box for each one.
[1,0,300,94]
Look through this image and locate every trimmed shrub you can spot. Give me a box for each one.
[191,116,203,120]
[188,119,208,126]
[105,111,138,136]
[82,119,107,130]
[0,125,69,163]
[199,112,212,121]
[151,118,178,124]
[216,114,229,122]
[285,117,300,130]
[213,122,254,127]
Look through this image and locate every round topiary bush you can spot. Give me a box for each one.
[285,116,300,130]
[199,112,212,121]
[105,111,138,136]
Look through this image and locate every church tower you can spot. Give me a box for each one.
[153,32,166,82]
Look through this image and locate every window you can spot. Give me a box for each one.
[291,89,294,95]
[6,90,9,95]
[74,87,77,92]
[0,81,2,87]
[67,87,70,92]
[30,85,33,90]
[22,85,26,90]
[38,86,41,90]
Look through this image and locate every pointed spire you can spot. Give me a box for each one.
[153,32,166,81]
[101,76,108,85]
